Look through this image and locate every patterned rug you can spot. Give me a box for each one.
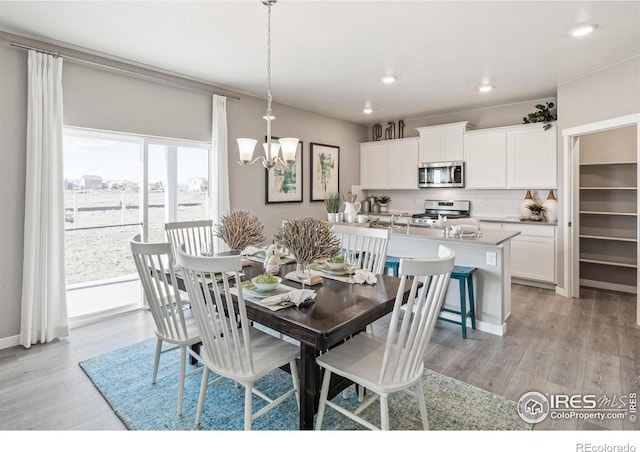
[79,338,531,431]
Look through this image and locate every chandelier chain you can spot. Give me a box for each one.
[266,2,272,117]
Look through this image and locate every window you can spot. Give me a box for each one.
[63,128,211,323]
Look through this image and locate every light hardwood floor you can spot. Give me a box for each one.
[0,284,638,430]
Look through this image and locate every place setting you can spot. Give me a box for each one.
[229,274,316,311]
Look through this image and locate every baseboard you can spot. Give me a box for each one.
[512,277,556,290]
[0,334,20,350]
[555,286,570,298]
[437,311,505,337]
[579,279,637,294]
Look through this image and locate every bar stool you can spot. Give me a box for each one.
[384,256,401,276]
[439,265,477,339]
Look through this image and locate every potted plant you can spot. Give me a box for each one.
[324,192,341,222]
[377,195,391,213]
[526,203,547,221]
[522,102,557,130]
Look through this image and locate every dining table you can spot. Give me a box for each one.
[177,254,415,430]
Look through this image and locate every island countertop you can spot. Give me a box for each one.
[382,224,520,246]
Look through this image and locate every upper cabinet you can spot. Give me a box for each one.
[465,123,557,189]
[416,121,470,162]
[360,137,419,190]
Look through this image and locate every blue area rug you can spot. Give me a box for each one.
[79,338,531,430]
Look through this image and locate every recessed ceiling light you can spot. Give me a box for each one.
[569,24,597,37]
[381,75,396,84]
[479,85,493,93]
[363,107,373,114]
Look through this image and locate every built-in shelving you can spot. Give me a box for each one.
[578,153,637,294]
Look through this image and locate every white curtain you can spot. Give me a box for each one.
[20,51,69,348]
[211,94,230,252]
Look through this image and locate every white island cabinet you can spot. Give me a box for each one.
[385,226,519,336]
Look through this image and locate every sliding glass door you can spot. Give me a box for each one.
[63,128,210,323]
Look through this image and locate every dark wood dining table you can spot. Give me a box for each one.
[177,257,414,430]
[240,259,415,430]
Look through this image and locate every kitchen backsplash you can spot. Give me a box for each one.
[359,188,556,218]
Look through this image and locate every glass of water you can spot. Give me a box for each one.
[296,263,311,290]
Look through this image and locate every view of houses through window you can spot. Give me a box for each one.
[63,128,210,322]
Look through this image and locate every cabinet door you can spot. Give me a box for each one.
[510,235,556,282]
[464,132,507,188]
[507,124,557,188]
[387,139,419,189]
[419,129,442,162]
[441,127,465,161]
[360,143,388,189]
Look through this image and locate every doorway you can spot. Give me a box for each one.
[563,113,640,325]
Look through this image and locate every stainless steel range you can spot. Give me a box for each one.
[411,200,471,226]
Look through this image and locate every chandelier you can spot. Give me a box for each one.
[237,0,299,170]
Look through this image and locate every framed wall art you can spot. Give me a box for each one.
[264,138,303,204]
[310,142,339,202]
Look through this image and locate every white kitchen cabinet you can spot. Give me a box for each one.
[360,138,419,190]
[480,221,556,284]
[416,122,469,163]
[507,124,557,188]
[360,142,388,189]
[464,130,507,188]
[465,123,557,189]
[507,225,556,283]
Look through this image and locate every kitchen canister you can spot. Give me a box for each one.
[519,190,537,219]
[362,200,371,213]
[543,190,558,222]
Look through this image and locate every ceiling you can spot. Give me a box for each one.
[0,1,638,125]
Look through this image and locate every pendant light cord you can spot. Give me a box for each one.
[265,2,273,119]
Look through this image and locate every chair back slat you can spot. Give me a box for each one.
[165,220,215,261]
[176,249,255,377]
[332,225,390,274]
[129,235,191,342]
[379,245,455,385]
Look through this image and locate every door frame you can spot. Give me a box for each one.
[562,113,640,324]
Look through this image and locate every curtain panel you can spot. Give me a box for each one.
[20,50,69,347]
[211,94,230,252]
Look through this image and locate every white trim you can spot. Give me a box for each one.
[67,304,144,329]
[562,114,640,137]
[438,311,506,337]
[562,113,640,325]
[579,279,637,295]
[0,334,20,350]
[555,286,570,297]
[64,125,211,149]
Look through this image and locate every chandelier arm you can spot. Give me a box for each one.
[238,156,267,167]
[273,156,295,167]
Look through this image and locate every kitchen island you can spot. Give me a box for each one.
[380,224,520,336]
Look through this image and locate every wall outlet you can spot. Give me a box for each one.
[486,252,497,266]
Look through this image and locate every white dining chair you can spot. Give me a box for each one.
[129,234,203,416]
[331,224,390,275]
[165,219,215,261]
[315,245,455,430]
[176,247,300,430]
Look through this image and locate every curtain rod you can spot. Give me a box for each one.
[9,41,241,100]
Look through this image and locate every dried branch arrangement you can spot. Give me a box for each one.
[215,210,266,251]
[274,217,341,265]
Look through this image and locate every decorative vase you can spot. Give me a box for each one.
[542,190,558,222]
[343,201,361,223]
[379,203,388,213]
[519,190,537,219]
[327,213,338,222]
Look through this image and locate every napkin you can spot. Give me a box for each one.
[241,246,262,256]
[260,289,316,309]
[353,269,377,285]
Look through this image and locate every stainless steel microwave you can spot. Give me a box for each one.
[418,161,465,188]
